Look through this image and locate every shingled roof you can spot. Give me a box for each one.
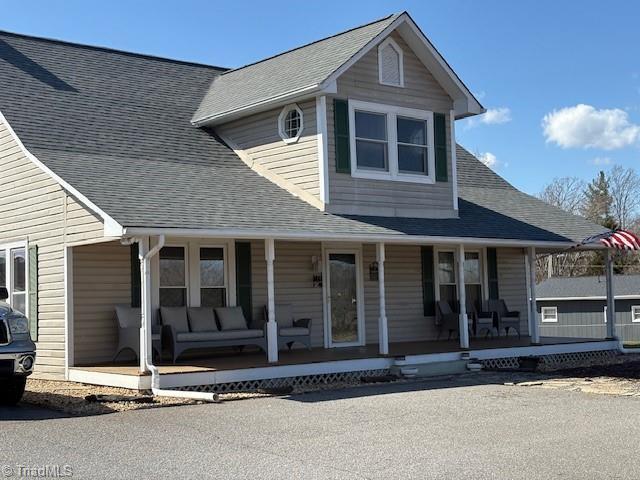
[537,275,640,299]
[0,29,605,245]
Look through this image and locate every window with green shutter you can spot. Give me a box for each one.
[434,113,448,182]
[421,246,436,316]
[333,98,351,173]
[28,245,38,341]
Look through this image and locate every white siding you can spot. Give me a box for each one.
[217,100,320,206]
[73,242,131,365]
[0,119,105,379]
[327,30,456,217]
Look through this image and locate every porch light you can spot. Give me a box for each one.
[311,256,322,287]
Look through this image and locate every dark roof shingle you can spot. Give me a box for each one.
[0,30,605,244]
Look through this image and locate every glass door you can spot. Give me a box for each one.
[325,251,364,347]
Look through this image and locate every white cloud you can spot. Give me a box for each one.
[481,107,512,125]
[478,152,498,169]
[542,104,640,150]
[591,156,612,166]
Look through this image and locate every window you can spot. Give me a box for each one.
[632,306,640,323]
[541,306,558,323]
[437,251,457,306]
[278,104,304,143]
[355,111,388,171]
[200,247,227,308]
[397,117,428,175]
[159,246,187,307]
[378,38,404,87]
[349,100,435,184]
[463,252,482,311]
[0,243,27,314]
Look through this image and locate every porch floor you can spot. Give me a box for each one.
[73,336,604,376]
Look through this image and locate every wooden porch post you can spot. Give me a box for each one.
[528,246,540,344]
[139,236,151,373]
[457,244,469,349]
[265,238,279,363]
[605,249,617,339]
[376,243,389,355]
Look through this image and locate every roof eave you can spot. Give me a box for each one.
[192,83,323,127]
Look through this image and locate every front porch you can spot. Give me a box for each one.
[65,235,621,390]
[67,336,619,390]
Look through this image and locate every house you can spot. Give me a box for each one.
[0,12,622,392]
[537,275,640,342]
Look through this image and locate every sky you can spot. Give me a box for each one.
[1,0,639,195]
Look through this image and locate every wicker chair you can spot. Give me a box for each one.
[488,299,521,338]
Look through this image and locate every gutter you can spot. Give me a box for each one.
[122,236,218,403]
[122,226,581,250]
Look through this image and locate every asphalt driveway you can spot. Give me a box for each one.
[1,376,639,479]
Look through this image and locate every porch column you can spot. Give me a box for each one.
[265,238,279,363]
[457,244,470,349]
[605,249,617,339]
[376,243,389,355]
[528,247,540,344]
[138,236,152,373]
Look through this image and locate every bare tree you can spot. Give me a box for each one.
[608,165,640,229]
[538,177,586,214]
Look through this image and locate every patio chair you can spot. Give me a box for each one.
[435,300,461,340]
[113,305,161,362]
[488,299,521,338]
[263,303,312,350]
[472,301,497,338]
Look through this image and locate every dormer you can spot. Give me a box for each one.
[193,12,484,218]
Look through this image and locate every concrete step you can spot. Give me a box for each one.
[390,359,471,378]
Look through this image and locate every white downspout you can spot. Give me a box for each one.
[123,236,218,402]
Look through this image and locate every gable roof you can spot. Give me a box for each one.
[537,275,640,300]
[0,29,605,246]
[191,12,483,126]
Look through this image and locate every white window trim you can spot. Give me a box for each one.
[377,37,405,88]
[541,306,558,323]
[632,306,640,323]
[433,247,486,305]
[348,99,435,184]
[604,305,607,323]
[278,103,304,144]
[0,240,29,315]
[159,244,189,307]
[198,244,229,308]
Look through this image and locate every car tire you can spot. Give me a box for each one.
[0,377,27,405]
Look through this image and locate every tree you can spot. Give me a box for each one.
[538,177,586,214]
[608,165,640,230]
[582,171,616,228]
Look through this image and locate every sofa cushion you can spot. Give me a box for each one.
[187,307,218,332]
[280,327,309,336]
[160,307,189,333]
[215,306,248,331]
[275,304,294,328]
[176,329,263,342]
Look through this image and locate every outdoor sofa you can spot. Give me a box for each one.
[161,306,267,363]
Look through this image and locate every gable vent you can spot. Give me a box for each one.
[378,38,404,87]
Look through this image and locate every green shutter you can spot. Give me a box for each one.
[487,248,499,300]
[28,245,38,341]
[333,98,351,173]
[235,242,253,322]
[434,113,448,182]
[421,246,436,317]
[130,243,141,308]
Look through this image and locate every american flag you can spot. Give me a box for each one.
[581,229,640,250]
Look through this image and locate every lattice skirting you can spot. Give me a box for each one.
[481,349,620,371]
[175,369,392,394]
